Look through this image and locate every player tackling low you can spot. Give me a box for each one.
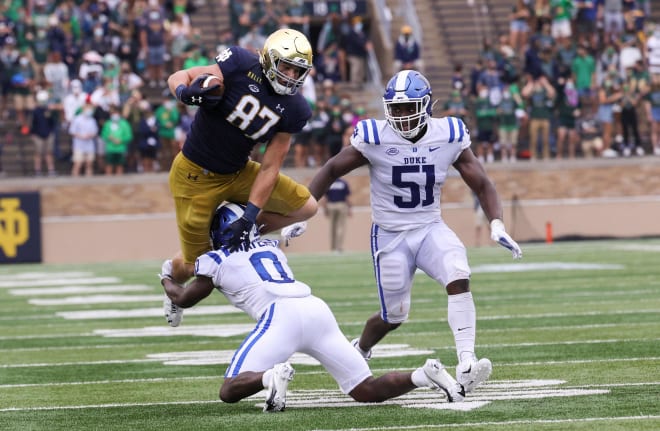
[161,202,466,412]
[303,69,523,395]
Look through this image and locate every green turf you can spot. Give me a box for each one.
[0,239,659,431]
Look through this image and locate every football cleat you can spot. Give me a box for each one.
[456,357,492,393]
[263,362,295,412]
[163,296,183,327]
[423,359,465,402]
[351,338,372,361]
[280,221,307,247]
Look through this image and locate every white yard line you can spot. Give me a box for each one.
[311,415,660,431]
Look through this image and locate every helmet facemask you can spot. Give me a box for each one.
[382,70,433,139]
[384,96,431,139]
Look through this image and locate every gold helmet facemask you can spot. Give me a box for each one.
[260,29,313,95]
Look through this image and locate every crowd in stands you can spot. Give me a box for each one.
[433,0,660,162]
[5,0,658,177]
[0,0,377,176]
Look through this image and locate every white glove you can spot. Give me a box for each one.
[281,221,307,247]
[158,259,173,281]
[490,219,523,259]
[163,296,183,327]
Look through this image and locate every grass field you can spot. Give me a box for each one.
[1,239,659,431]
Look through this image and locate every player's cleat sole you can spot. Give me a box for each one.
[457,357,492,393]
[264,362,295,412]
[423,359,465,402]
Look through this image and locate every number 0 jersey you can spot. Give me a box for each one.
[182,46,312,174]
[194,239,311,320]
[351,116,471,231]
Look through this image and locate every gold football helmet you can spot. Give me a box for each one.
[260,28,313,95]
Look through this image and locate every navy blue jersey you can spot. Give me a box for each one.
[182,46,312,174]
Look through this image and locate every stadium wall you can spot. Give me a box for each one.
[1,158,659,263]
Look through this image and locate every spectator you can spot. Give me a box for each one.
[78,50,104,94]
[572,43,597,111]
[139,0,169,88]
[238,22,267,55]
[257,0,282,36]
[647,25,660,76]
[521,74,556,160]
[554,75,580,159]
[478,58,504,106]
[169,12,192,73]
[550,0,573,46]
[136,100,161,173]
[619,63,648,156]
[451,62,468,97]
[324,104,351,158]
[323,178,352,253]
[473,84,498,163]
[509,0,531,53]
[43,51,69,103]
[308,98,330,167]
[577,99,604,157]
[316,13,346,83]
[497,84,524,162]
[0,37,20,119]
[155,99,180,170]
[597,72,624,155]
[30,90,57,176]
[280,0,310,37]
[645,73,660,156]
[393,25,423,73]
[442,89,469,122]
[10,50,36,134]
[340,16,372,86]
[182,45,211,68]
[574,0,599,48]
[68,102,99,177]
[62,79,87,126]
[100,105,133,175]
[603,0,625,43]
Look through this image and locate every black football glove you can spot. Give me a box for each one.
[221,216,255,252]
[175,83,222,108]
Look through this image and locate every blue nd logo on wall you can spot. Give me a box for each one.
[0,192,42,263]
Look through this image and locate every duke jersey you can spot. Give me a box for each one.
[351,116,471,231]
[182,46,312,174]
[194,238,311,321]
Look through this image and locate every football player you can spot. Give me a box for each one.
[165,28,319,284]
[160,202,466,412]
[305,70,523,395]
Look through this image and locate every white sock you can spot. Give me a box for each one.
[447,291,476,363]
[411,367,430,388]
[261,369,273,388]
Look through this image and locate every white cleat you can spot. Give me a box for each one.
[281,222,307,246]
[423,359,465,402]
[163,296,183,327]
[351,338,372,361]
[263,362,295,412]
[456,357,492,393]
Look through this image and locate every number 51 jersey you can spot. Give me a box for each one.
[351,116,471,232]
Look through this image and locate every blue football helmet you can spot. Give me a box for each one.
[209,202,259,250]
[383,70,432,139]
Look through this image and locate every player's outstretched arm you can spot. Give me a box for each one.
[308,146,367,200]
[161,275,215,308]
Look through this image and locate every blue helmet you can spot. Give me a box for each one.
[209,202,259,250]
[383,70,433,139]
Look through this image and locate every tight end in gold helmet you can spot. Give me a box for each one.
[260,28,313,95]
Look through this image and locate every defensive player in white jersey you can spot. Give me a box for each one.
[160,202,467,412]
[306,70,523,395]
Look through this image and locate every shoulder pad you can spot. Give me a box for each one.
[353,119,382,145]
[446,116,468,144]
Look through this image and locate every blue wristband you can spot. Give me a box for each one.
[244,202,260,223]
[175,84,186,101]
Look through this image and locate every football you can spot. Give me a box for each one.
[195,73,224,97]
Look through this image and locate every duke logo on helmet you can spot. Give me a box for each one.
[210,202,259,250]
